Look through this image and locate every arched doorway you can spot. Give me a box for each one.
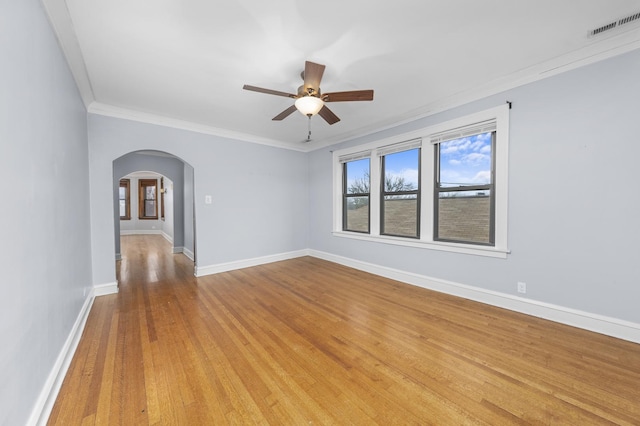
[113,150,196,276]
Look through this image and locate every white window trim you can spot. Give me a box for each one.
[332,104,510,258]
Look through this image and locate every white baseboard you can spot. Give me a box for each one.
[161,231,173,244]
[182,247,195,261]
[94,281,118,296]
[28,291,95,425]
[115,253,121,261]
[196,249,309,277]
[120,230,162,235]
[309,250,640,344]
[28,281,119,424]
[172,246,183,254]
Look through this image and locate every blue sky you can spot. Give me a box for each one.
[346,133,492,189]
[439,133,492,187]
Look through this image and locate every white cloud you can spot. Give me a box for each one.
[472,170,491,184]
[441,138,471,154]
[463,152,489,164]
[386,168,419,187]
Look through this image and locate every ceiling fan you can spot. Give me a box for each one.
[243,61,374,125]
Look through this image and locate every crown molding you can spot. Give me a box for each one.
[42,0,94,108]
[44,0,640,154]
[88,102,309,152]
[308,29,640,152]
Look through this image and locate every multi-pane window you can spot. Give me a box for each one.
[332,105,509,257]
[380,147,420,238]
[434,128,495,245]
[342,157,370,233]
[119,179,130,220]
[138,179,158,220]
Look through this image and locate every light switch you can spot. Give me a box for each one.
[205,195,212,204]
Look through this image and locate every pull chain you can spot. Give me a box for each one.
[306,115,312,142]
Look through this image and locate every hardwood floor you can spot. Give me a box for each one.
[49,235,640,425]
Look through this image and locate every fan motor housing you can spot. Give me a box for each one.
[298,85,321,98]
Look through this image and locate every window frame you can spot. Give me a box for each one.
[119,179,131,220]
[342,158,371,234]
[380,147,421,239]
[434,131,496,245]
[138,178,159,220]
[160,177,165,221]
[332,104,510,258]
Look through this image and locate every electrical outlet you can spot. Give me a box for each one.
[517,282,527,294]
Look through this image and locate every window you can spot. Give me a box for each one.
[138,179,158,220]
[160,177,165,221]
[434,129,494,245]
[119,179,130,220]
[332,104,509,258]
[380,145,420,238]
[342,157,370,233]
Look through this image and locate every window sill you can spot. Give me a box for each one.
[332,231,509,259]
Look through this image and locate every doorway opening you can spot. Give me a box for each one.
[113,150,196,277]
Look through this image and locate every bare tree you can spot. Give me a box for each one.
[349,172,415,194]
[347,172,416,209]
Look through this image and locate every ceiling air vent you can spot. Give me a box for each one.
[619,11,640,26]
[589,21,617,37]
[588,11,640,38]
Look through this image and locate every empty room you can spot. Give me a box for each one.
[2,1,640,425]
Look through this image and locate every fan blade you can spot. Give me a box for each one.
[243,85,296,98]
[323,90,374,102]
[272,105,298,121]
[303,61,325,93]
[318,105,340,125]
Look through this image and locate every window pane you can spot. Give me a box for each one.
[119,200,126,217]
[383,148,419,192]
[437,190,491,244]
[345,159,370,195]
[119,187,126,200]
[439,133,492,188]
[345,196,369,232]
[383,194,418,237]
[381,148,419,237]
[145,200,156,217]
[146,186,156,199]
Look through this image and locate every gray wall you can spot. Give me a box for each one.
[184,163,195,258]
[0,1,92,424]
[118,175,164,234]
[308,48,640,324]
[88,116,309,285]
[113,153,186,256]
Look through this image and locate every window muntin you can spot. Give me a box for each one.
[434,132,495,245]
[343,158,370,233]
[119,179,130,220]
[138,179,158,220]
[381,148,420,238]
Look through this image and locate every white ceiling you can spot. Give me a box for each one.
[44,0,640,151]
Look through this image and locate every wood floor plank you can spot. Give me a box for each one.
[48,235,640,425]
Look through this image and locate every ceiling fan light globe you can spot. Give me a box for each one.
[295,96,324,116]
